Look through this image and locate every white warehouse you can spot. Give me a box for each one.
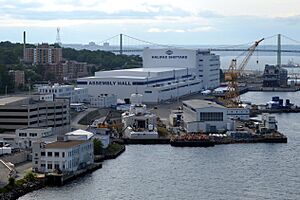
[182,99,250,133]
[77,48,220,103]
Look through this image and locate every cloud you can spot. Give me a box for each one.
[147,28,185,33]
[147,26,215,33]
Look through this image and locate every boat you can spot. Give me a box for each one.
[170,134,215,147]
[122,93,159,139]
[282,60,300,68]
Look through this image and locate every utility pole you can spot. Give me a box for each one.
[120,33,123,55]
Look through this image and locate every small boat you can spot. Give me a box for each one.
[282,60,300,68]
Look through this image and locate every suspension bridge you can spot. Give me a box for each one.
[97,33,300,56]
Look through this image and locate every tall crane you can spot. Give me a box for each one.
[225,38,264,107]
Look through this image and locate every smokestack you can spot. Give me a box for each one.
[23,31,26,60]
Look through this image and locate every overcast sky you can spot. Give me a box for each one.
[0,0,299,45]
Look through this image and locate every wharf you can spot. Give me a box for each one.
[119,135,287,146]
[215,136,288,144]
[252,108,300,115]
[247,86,300,92]
[45,163,102,186]
[122,138,170,145]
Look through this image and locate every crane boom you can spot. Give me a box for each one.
[239,38,264,72]
[224,38,264,107]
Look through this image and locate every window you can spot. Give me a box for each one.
[54,164,59,170]
[200,112,223,121]
[19,133,27,137]
[41,164,45,168]
[55,152,59,157]
[35,153,38,157]
[47,152,52,157]
[62,152,65,157]
[47,164,52,169]
[41,152,45,156]
[35,161,38,164]
[29,133,38,137]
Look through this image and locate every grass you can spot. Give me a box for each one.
[0,172,37,194]
[106,143,123,155]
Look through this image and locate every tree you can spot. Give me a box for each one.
[24,172,36,182]
[8,177,15,186]
[93,138,103,155]
[0,64,13,94]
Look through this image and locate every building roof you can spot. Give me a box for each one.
[45,140,86,149]
[88,67,188,79]
[0,97,29,106]
[183,99,225,109]
[17,127,52,132]
[66,129,94,140]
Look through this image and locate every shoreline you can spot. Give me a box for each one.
[0,144,126,200]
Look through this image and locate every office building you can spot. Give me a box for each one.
[0,96,70,134]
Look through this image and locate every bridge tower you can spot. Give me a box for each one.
[277,34,281,67]
[120,33,123,55]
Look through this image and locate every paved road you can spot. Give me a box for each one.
[71,108,98,130]
[15,161,32,180]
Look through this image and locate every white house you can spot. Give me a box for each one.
[32,130,94,173]
[15,127,53,149]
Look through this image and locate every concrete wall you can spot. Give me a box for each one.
[1,151,29,165]
[0,160,11,187]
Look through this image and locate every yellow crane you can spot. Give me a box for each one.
[224,38,264,107]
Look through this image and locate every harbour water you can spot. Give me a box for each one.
[19,91,300,200]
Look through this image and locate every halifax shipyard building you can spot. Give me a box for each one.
[77,48,220,103]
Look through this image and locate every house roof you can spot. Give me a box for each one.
[45,140,86,149]
[65,129,94,140]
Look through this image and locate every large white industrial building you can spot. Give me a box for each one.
[181,99,250,133]
[77,48,220,103]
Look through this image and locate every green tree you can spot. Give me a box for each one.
[8,177,15,186]
[0,64,13,94]
[93,138,103,155]
[24,172,36,182]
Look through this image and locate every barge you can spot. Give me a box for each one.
[170,134,215,147]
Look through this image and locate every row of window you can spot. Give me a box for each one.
[18,132,38,137]
[41,151,65,157]
[200,112,224,121]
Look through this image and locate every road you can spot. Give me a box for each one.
[71,108,97,130]
[15,161,32,180]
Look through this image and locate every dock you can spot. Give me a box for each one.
[45,163,102,186]
[213,134,287,145]
[252,108,300,115]
[119,134,287,146]
[122,138,170,145]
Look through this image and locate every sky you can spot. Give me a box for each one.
[0,0,300,45]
